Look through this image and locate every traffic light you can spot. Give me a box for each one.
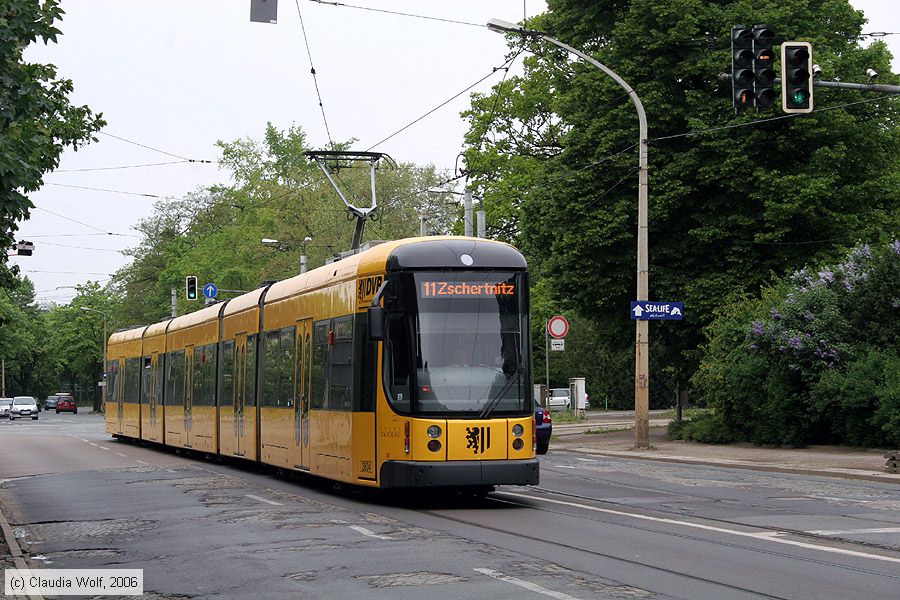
[185,276,198,300]
[782,41,813,113]
[753,26,776,110]
[15,240,34,256]
[731,26,755,111]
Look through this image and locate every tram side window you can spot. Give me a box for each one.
[330,316,352,411]
[280,327,296,408]
[385,316,411,412]
[310,322,329,410]
[353,314,375,412]
[106,360,120,406]
[154,355,164,406]
[165,350,185,406]
[263,330,282,407]
[221,340,234,406]
[124,358,141,403]
[141,356,151,405]
[193,344,216,406]
[245,334,257,406]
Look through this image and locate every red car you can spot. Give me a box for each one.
[56,395,77,414]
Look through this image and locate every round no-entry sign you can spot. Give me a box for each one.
[548,315,569,339]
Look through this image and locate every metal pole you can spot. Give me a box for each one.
[544,320,550,392]
[99,317,107,413]
[1,357,5,397]
[171,287,177,318]
[537,35,651,449]
[464,189,474,237]
[419,209,428,236]
[476,209,486,238]
[300,255,308,274]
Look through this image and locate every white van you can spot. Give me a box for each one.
[547,388,570,411]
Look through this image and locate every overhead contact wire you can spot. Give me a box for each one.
[296,0,335,149]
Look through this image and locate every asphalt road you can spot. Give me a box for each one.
[2,412,899,599]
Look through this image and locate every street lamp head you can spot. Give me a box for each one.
[261,238,280,247]
[487,18,521,35]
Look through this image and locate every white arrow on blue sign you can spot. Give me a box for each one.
[203,283,218,299]
[631,301,684,320]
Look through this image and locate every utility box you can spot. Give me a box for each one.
[533,384,548,409]
[569,377,587,416]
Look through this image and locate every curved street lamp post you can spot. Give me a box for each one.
[487,19,651,448]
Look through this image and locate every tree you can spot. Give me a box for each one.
[113,123,457,324]
[463,0,900,401]
[0,0,105,287]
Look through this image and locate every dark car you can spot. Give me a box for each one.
[534,399,552,455]
[44,395,60,409]
[56,395,77,414]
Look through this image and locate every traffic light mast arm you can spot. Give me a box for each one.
[719,73,900,94]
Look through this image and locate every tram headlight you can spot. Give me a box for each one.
[512,424,524,437]
[427,439,442,452]
[512,438,524,451]
[427,425,442,439]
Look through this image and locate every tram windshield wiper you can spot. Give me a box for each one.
[478,368,522,420]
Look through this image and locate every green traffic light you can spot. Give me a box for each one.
[791,90,807,105]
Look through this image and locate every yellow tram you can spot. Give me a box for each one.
[105,237,539,490]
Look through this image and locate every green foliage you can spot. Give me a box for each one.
[462,0,900,408]
[113,123,456,325]
[693,242,900,447]
[0,0,104,287]
[667,411,733,444]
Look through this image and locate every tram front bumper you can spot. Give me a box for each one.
[379,459,539,488]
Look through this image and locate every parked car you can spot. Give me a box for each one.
[56,394,77,414]
[547,388,571,411]
[44,395,60,409]
[0,398,12,418]
[534,399,552,455]
[10,396,39,420]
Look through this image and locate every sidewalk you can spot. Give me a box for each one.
[550,415,900,484]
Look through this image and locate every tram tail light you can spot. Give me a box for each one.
[532,418,537,453]
[404,421,410,454]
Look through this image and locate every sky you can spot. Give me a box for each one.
[12,0,899,305]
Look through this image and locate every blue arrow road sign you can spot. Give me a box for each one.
[203,283,218,299]
[631,301,684,320]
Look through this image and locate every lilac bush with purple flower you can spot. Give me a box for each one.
[693,242,900,447]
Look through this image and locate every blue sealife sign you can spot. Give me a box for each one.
[631,301,684,320]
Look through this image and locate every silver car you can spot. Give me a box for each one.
[10,396,39,420]
[0,398,11,418]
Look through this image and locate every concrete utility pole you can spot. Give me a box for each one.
[477,208,486,238]
[488,19,652,448]
[2,357,5,397]
[171,287,177,318]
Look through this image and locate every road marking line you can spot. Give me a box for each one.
[116,452,128,458]
[808,527,900,536]
[500,491,900,565]
[474,568,581,599]
[98,446,110,451]
[246,494,283,506]
[348,525,393,540]
[89,442,98,447]
[575,458,598,462]
[80,439,89,443]
[136,460,150,465]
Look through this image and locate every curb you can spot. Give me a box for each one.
[0,505,44,600]
[559,446,900,484]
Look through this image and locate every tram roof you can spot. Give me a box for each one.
[108,325,148,345]
[221,286,267,317]
[168,302,224,332]
[145,319,172,337]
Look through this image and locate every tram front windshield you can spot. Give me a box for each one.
[383,271,529,417]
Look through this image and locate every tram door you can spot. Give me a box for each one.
[149,354,160,437]
[292,319,312,470]
[116,359,125,434]
[234,334,247,456]
[184,346,194,448]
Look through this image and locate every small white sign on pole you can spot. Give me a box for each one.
[550,338,565,351]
